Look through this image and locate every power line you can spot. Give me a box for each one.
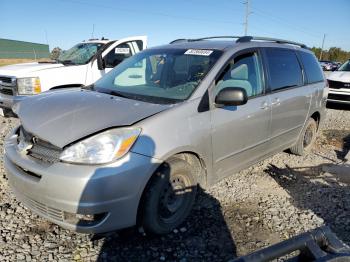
[250,6,323,39]
[60,0,238,26]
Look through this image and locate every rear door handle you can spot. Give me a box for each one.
[260,101,269,110]
[271,98,281,106]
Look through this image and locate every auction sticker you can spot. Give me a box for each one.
[115,48,130,54]
[184,49,213,56]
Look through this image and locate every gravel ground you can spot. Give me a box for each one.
[0,103,349,261]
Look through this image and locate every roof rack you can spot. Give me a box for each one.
[238,36,308,48]
[169,39,190,44]
[169,35,308,49]
[170,36,241,44]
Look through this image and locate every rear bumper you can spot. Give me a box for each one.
[4,128,162,233]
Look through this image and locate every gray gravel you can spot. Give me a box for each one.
[0,104,349,261]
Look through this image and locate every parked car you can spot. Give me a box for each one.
[327,59,350,104]
[319,60,333,71]
[0,36,147,117]
[330,61,340,71]
[4,36,327,235]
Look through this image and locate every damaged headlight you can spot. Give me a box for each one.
[60,128,141,164]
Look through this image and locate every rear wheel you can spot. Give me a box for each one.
[290,118,318,156]
[140,158,197,235]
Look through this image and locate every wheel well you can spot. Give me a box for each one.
[310,111,321,129]
[136,152,207,227]
[172,152,207,187]
[50,84,83,90]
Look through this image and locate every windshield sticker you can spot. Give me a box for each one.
[115,48,130,54]
[184,49,213,56]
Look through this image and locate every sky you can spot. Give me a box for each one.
[1,0,350,51]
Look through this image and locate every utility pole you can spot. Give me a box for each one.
[319,34,326,60]
[243,0,251,36]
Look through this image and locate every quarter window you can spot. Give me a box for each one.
[299,51,324,84]
[265,49,303,91]
[215,52,263,98]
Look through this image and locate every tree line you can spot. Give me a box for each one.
[311,47,350,63]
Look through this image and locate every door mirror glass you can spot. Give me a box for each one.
[215,87,248,107]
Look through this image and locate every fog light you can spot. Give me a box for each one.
[64,212,107,226]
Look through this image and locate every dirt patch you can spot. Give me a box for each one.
[323,130,350,149]
[0,58,50,67]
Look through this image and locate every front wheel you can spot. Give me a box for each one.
[140,158,197,235]
[290,118,318,156]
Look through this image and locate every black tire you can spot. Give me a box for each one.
[140,158,197,235]
[290,118,318,156]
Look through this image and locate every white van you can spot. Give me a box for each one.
[0,36,147,117]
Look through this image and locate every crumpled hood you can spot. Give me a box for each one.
[0,62,64,77]
[17,89,172,148]
[328,71,350,83]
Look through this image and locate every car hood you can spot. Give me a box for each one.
[0,62,64,77]
[17,89,173,148]
[328,71,350,82]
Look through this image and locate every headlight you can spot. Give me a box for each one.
[17,77,41,95]
[59,128,141,164]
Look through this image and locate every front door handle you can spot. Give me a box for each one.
[271,98,281,106]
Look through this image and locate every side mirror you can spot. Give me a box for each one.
[215,87,248,107]
[97,54,105,70]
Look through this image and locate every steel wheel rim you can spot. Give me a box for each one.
[159,174,190,224]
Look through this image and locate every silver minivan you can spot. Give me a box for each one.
[4,36,328,235]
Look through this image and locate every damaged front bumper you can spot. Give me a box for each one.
[4,127,162,233]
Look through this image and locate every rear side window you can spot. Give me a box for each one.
[299,51,324,84]
[265,49,303,91]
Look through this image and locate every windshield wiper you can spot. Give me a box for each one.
[82,84,95,91]
[58,60,77,65]
[100,89,131,99]
[39,60,58,64]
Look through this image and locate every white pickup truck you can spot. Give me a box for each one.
[0,36,147,117]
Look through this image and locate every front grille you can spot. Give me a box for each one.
[328,93,350,102]
[29,140,62,163]
[328,80,350,89]
[0,88,13,95]
[19,193,64,222]
[19,127,62,163]
[0,76,13,84]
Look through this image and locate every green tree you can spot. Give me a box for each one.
[50,47,62,60]
[328,47,342,61]
[311,46,350,63]
[311,47,322,59]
